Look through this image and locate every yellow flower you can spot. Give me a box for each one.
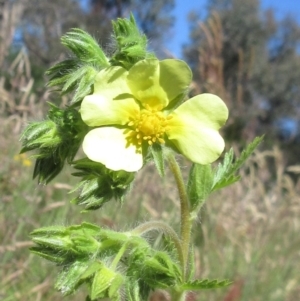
[80,59,228,172]
[13,153,32,167]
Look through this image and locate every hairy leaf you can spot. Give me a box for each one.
[181,279,232,290]
[212,136,263,191]
[187,163,213,213]
[151,144,165,177]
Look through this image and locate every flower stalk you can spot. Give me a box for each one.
[167,152,192,281]
[131,220,184,269]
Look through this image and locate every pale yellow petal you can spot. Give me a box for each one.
[81,94,139,127]
[80,66,139,127]
[93,66,131,96]
[166,93,228,164]
[159,59,192,102]
[83,127,143,172]
[127,59,169,109]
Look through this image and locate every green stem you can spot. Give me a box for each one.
[131,221,184,268]
[167,153,192,280]
[110,242,128,270]
[170,290,186,301]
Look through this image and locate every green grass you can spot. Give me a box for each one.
[1,118,300,301]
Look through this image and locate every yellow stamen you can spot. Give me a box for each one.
[126,108,169,148]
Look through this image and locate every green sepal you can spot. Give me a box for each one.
[71,158,135,211]
[212,136,264,191]
[151,143,165,177]
[29,247,67,264]
[30,235,75,253]
[187,163,213,215]
[110,14,155,69]
[91,265,123,300]
[180,279,232,290]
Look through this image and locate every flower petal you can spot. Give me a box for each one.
[159,59,192,103]
[81,94,139,127]
[93,66,131,96]
[81,66,139,127]
[127,59,169,109]
[166,94,228,164]
[83,127,143,172]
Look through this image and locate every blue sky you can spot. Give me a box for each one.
[168,0,300,58]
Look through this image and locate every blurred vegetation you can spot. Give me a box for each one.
[184,0,300,164]
[0,0,300,300]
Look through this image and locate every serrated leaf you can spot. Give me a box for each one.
[61,28,109,67]
[187,163,213,212]
[151,144,165,177]
[55,260,89,296]
[228,136,264,175]
[20,120,54,143]
[212,175,240,191]
[46,59,80,77]
[181,279,232,290]
[212,136,263,191]
[72,68,96,103]
[212,149,234,189]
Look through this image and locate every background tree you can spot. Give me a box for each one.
[17,0,174,70]
[184,0,300,162]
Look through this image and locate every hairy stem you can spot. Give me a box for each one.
[131,221,184,268]
[110,242,128,270]
[167,153,192,280]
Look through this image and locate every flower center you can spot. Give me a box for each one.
[126,108,171,146]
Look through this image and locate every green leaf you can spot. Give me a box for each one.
[212,136,263,191]
[180,279,232,290]
[124,281,141,301]
[55,260,89,296]
[20,104,88,183]
[72,67,97,104]
[71,158,135,211]
[142,251,182,288]
[30,223,103,264]
[187,163,213,213]
[46,29,110,106]
[91,266,119,300]
[30,225,66,237]
[151,144,165,177]
[80,261,103,280]
[30,247,67,264]
[108,273,124,299]
[61,28,109,68]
